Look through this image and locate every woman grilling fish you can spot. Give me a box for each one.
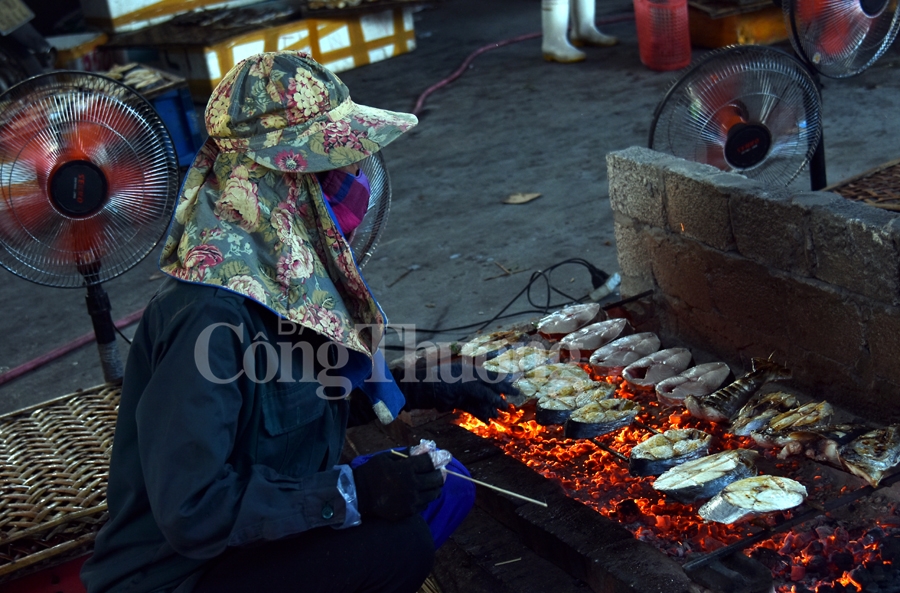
[80,51,516,593]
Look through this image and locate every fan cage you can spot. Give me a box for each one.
[786,0,900,78]
[0,71,179,288]
[650,45,822,188]
[349,151,391,269]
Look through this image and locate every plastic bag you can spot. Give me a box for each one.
[410,439,452,481]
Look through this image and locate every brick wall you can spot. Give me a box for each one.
[607,147,900,422]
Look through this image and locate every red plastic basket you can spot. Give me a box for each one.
[634,0,692,71]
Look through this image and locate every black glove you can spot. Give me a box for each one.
[391,360,519,423]
[353,452,443,521]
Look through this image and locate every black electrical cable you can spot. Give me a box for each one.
[381,258,636,349]
[115,325,133,345]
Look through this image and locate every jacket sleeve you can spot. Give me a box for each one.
[133,294,357,559]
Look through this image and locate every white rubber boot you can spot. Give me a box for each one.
[542,0,585,63]
[570,0,618,47]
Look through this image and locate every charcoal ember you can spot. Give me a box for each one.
[848,525,867,540]
[815,525,834,539]
[805,553,829,576]
[750,546,790,574]
[864,526,886,545]
[802,540,824,558]
[614,498,642,523]
[880,535,900,563]
[829,551,855,572]
[850,565,876,589]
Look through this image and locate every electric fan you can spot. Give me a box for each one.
[649,45,823,188]
[0,71,179,383]
[650,0,899,190]
[351,151,391,269]
[786,0,900,79]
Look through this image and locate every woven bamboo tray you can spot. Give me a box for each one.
[828,158,900,212]
[0,384,119,583]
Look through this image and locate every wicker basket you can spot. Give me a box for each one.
[0,384,119,583]
[828,158,900,212]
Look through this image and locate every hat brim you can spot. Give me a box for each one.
[241,100,417,174]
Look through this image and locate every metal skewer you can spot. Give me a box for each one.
[390,449,548,507]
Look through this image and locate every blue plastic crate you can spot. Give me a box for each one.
[150,86,205,168]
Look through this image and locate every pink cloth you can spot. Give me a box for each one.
[317,169,371,235]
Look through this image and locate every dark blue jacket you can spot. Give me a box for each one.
[82,280,385,593]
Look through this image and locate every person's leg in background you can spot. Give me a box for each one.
[570,0,618,47]
[542,0,585,62]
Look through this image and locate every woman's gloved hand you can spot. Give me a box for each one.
[391,360,519,423]
[353,452,443,521]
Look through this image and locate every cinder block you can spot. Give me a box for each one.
[612,212,656,281]
[663,161,751,252]
[779,277,865,368]
[606,148,671,228]
[649,234,713,312]
[866,304,900,385]
[807,195,900,305]
[864,376,900,424]
[731,189,813,277]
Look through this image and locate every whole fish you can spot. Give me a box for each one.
[751,401,834,448]
[839,425,900,488]
[730,391,800,437]
[589,332,661,378]
[655,362,733,407]
[622,347,693,390]
[653,449,759,503]
[629,428,712,477]
[684,357,792,423]
[698,476,807,524]
[559,318,629,359]
[537,303,603,338]
[564,398,641,439]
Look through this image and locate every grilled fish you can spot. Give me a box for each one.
[513,363,591,399]
[564,398,641,439]
[653,449,758,503]
[777,423,871,464]
[535,394,578,425]
[655,362,733,407]
[751,401,834,448]
[482,346,555,376]
[459,330,524,359]
[629,428,712,477]
[684,357,792,423]
[839,425,900,488]
[731,391,800,437]
[534,383,615,426]
[698,476,807,524]
[559,318,629,360]
[622,347,693,391]
[589,332,661,378]
[537,303,603,338]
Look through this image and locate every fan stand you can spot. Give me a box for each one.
[51,158,124,384]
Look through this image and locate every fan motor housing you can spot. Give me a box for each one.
[49,160,108,217]
[724,123,772,170]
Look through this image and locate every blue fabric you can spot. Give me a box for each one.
[350,452,475,548]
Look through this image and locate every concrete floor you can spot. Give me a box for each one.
[2,0,900,413]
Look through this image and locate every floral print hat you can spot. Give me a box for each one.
[159,51,418,355]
